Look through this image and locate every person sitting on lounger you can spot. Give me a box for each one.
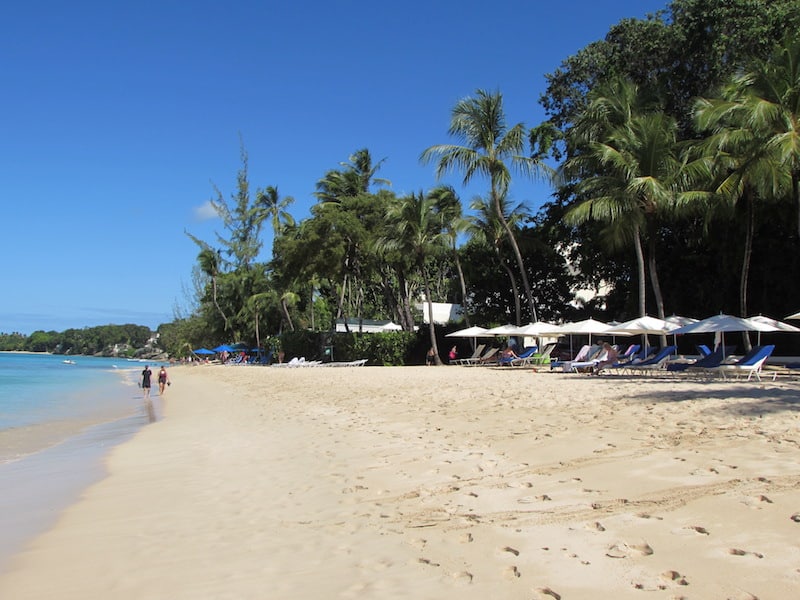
[592,342,619,375]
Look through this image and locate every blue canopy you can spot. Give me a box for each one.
[212,344,234,353]
[193,348,215,355]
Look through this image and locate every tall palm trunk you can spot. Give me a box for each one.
[452,244,471,327]
[794,172,800,240]
[497,253,521,325]
[280,297,295,332]
[645,219,668,347]
[633,225,647,318]
[422,265,441,365]
[211,276,230,333]
[740,189,755,351]
[492,188,538,322]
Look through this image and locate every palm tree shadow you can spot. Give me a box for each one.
[628,379,800,417]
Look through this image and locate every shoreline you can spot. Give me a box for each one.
[1,366,798,598]
[0,363,159,573]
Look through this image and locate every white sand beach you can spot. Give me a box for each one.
[1,365,798,599]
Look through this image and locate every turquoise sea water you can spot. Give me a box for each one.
[0,352,166,571]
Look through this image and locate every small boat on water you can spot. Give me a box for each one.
[62,359,76,365]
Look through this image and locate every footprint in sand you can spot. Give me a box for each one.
[660,570,689,585]
[606,541,654,558]
[502,546,520,556]
[451,571,473,584]
[585,521,606,532]
[418,557,441,567]
[729,548,764,559]
[503,565,521,579]
[636,513,663,520]
[791,513,800,523]
[533,587,561,599]
[460,532,474,543]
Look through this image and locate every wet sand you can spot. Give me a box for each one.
[1,365,798,599]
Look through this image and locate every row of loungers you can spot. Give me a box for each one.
[551,345,776,381]
[573,344,776,381]
[454,343,556,367]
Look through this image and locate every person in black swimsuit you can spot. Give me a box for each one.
[141,365,152,399]
[157,366,169,395]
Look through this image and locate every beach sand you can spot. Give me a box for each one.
[1,365,798,599]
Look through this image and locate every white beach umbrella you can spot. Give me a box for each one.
[665,315,699,328]
[606,316,676,335]
[670,313,777,350]
[485,324,521,336]
[513,321,562,336]
[747,315,800,345]
[786,310,800,320]
[556,318,613,356]
[663,315,700,348]
[446,325,490,338]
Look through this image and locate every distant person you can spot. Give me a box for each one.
[593,342,619,375]
[141,365,152,399]
[501,346,519,361]
[157,366,170,395]
[426,347,436,366]
[448,346,458,364]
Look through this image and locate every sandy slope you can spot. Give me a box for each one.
[1,364,798,599]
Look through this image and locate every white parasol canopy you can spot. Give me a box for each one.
[446,325,490,338]
[665,315,699,328]
[670,313,777,350]
[607,316,677,335]
[511,321,562,336]
[670,314,776,335]
[484,324,522,336]
[785,310,800,320]
[748,315,800,344]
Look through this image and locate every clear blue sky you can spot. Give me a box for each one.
[2,0,668,334]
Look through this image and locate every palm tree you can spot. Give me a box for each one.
[314,148,390,205]
[256,186,295,236]
[427,185,471,326]
[739,37,800,238]
[421,89,550,322]
[196,246,230,332]
[563,77,702,320]
[379,192,447,364]
[468,195,529,325]
[694,77,791,325]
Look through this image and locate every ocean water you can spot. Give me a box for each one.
[0,352,165,571]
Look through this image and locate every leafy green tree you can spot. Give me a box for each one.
[422,89,551,322]
[314,148,390,205]
[563,77,706,319]
[379,192,448,364]
[256,185,295,236]
[694,61,792,323]
[428,185,471,326]
[467,195,529,325]
[541,0,800,136]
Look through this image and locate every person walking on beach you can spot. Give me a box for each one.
[141,365,152,399]
[157,366,170,395]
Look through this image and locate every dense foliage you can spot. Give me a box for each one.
[0,324,154,356]
[9,1,800,363]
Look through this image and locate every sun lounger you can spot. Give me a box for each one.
[550,344,590,371]
[473,347,500,366]
[560,345,603,372]
[454,344,486,366]
[461,346,498,366]
[498,346,538,366]
[526,342,557,368]
[667,346,727,375]
[624,345,677,374]
[709,344,775,381]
